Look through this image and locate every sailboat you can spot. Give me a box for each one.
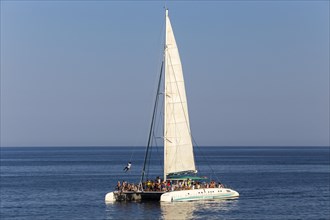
[105,9,239,202]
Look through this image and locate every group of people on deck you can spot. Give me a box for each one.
[116,181,139,192]
[116,176,225,192]
[118,162,225,192]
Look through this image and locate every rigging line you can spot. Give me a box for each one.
[151,59,165,174]
[151,109,164,170]
[146,111,156,181]
[146,142,152,181]
[153,133,164,170]
[129,141,140,161]
[153,108,160,139]
[152,104,165,170]
[192,136,221,183]
[148,21,165,181]
[140,61,164,184]
[129,148,135,161]
[154,138,164,170]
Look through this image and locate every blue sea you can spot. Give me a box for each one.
[0,146,329,219]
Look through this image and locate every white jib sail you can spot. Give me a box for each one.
[164,10,196,178]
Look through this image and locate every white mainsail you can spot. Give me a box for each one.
[164,10,196,179]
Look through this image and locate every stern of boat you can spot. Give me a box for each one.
[160,192,173,202]
[105,192,116,203]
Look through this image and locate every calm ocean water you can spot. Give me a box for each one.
[0,146,329,219]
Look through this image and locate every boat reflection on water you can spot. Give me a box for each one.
[160,202,196,220]
[160,199,239,220]
[105,199,239,219]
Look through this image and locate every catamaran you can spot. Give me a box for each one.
[105,9,239,202]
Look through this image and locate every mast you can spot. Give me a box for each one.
[164,9,168,181]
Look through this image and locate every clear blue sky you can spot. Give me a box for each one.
[1,1,329,147]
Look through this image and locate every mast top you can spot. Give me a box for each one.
[165,8,169,17]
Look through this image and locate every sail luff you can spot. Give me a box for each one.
[164,9,196,177]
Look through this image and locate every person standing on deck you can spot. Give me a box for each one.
[116,181,121,190]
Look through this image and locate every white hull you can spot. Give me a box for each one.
[160,188,239,202]
[105,192,116,202]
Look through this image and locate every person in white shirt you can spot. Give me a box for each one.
[123,162,131,172]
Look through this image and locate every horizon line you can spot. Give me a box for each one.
[1,145,329,148]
